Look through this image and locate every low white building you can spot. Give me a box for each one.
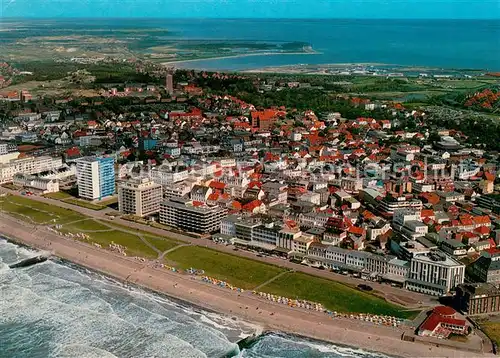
[13,173,59,194]
[0,156,63,184]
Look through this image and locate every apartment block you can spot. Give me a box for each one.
[76,156,115,200]
[159,197,227,234]
[118,178,163,217]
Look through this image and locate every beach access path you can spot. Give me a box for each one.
[1,188,434,309]
[0,213,493,358]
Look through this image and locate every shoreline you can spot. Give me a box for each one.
[161,50,320,66]
[0,214,493,358]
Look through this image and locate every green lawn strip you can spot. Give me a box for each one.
[103,221,182,242]
[63,219,111,232]
[98,197,118,206]
[143,235,180,252]
[479,322,500,347]
[1,195,83,224]
[82,230,158,259]
[43,191,72,200]
[165,246,285,290]
[63,198,106,210]
[260,272,412,318]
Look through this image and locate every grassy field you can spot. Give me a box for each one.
[261,272,414,318]
[44,191,72,200]
[63,198,106,210]
[0,195,157,258]
[97,197,118,206]
[105,221,179,240]
[480,322,500,347]
[81,230,158,258]
[144,235,180,252]
[165,246,285,289]
[63,219,111,232]
[0,195,84,224]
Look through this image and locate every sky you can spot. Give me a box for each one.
[2,0,499,19]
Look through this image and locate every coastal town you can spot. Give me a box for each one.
[1,59,500,357]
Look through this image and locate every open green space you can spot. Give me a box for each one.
[260,272,414,318]
[479,322,500,347]
[43,191,72,200]
[105,221,160,235]
[99,197,118,206]
[63,219,111,232]
[63,198,106,210]
[0,195,84,224]
[165,246,285,289]
[81,230,158,258]
[144,235,180,253]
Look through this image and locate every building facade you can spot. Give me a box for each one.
[118,178,163,217]
[406,251,465,296]
[160,197,228,234]
[76,156,115,200]
[13,173,59,194]
[0,156,63,184]
[455,283,500,315]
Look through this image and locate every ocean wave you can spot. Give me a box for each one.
[51,344,119,358]
[0,239,382,358]
[239,332,390,358]
[0,247,239,358]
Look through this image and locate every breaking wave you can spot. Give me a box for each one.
[0,238,384,358]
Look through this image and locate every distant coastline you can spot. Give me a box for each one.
[162,50,321,67]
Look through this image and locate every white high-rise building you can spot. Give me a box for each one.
[406,250,465,296]
[118,178,163,217]
[76,156,115,200]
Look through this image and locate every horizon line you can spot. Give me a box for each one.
[3,16,500,21]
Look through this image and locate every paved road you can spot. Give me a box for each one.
[1,188,436,308]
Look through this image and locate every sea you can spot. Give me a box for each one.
[160,18,500,71]
[4,18,500,71]
[0,238,388,358]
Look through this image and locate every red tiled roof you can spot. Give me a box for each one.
[475,226,490,235]
[232,201,242,210]
[66,147,80,157]
[207,193,219,201]
[209,181,226,190]
[347,226,365,236]
[243,200,263,212]
[474,216,491,226]
[420,306,466,333]
[421,209,435,219]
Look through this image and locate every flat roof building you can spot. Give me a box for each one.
[76,156,115,200]
[118,178,163,217]
[160,197,227,234]
[406,250,465,296]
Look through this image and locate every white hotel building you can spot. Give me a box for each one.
[118,178,163,217]
[160,197,227,234]
[406,251,465,296]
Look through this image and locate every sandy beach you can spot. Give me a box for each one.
[0,213,492,358]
